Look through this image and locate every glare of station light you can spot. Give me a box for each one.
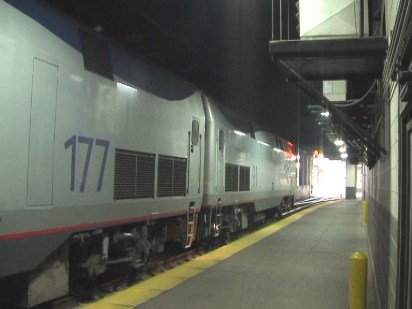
[311,157,346,198]
[70,74,84,83]
[340,153,348,159]
[320,111,330,117]
[339,146,346,153]
[116,82,137,92]
[334,139,344,146]
[257,140,270,147]
[94,24,104,32]
[234,130,246,136]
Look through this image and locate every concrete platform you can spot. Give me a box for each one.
[84,200,377,309]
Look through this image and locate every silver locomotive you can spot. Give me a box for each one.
[0,1,307,307]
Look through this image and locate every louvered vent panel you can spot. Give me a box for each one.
[135,154,155,198]
[157,157,173,197]
[225,164,238,192]
[158,156,187,197]
[114,150,137,199]
[114,150,155,200]
[173,159,187,196]
[239,166,250,191]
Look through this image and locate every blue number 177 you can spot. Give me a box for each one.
[64,135,110,192]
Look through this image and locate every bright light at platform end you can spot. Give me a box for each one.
[312,157,345,198]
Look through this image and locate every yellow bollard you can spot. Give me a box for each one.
[349,251,368,309]
[361,200,368,226]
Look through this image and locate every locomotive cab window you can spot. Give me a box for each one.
[275,138,280,150]
[219,129,224,152]
[278,139,284,151]
[192,119,199,146]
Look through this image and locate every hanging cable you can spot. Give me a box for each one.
[334,80,377,107]
[287,0,290,40]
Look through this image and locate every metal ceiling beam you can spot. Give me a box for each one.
[269,38,387,80]
[283,57,384,80]
[269,38,387,59]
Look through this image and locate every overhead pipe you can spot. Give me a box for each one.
[271,0,274,40]
[270,0,288,41]
[360,0,364,38]
[272,0,283,41]
[375,0,412,140]
[383,0,412,88]
[280,0,283,40]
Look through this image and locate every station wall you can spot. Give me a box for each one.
[366,1,401,308]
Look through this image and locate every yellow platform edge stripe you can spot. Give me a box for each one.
[82,201,333,308]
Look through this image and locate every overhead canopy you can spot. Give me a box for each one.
[269,37,388,167]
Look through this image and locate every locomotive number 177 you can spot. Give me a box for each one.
[64,135,110,193]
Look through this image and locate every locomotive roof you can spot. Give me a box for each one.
[21,0,387,162]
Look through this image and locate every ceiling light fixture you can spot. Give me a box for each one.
[334,139,344,146]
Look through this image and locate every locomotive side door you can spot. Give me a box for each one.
[27,58,58,206]
[188,117,201,197]
[216,129,224,193]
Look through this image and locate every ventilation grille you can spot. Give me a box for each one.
[157,156,187,197]
[239,166,250,191]
[225,164,239,192]
[114,150,155,200]
[136,154,156,198]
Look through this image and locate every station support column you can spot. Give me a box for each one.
[346,163,357,199]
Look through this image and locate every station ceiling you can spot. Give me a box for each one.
[45,0,385,161]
